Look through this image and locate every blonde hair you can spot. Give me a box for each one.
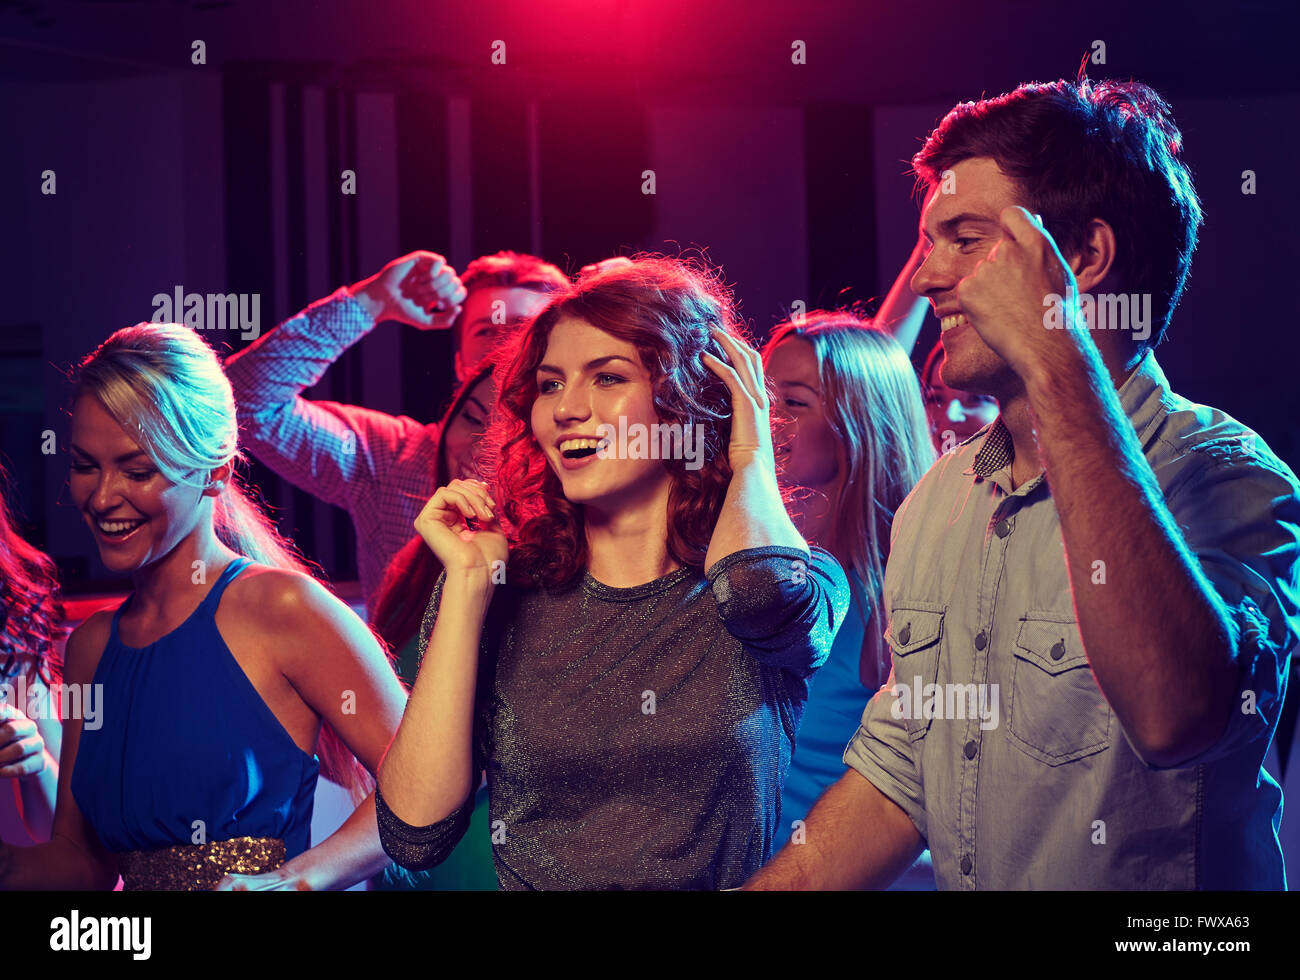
[764,314,935,683]
[73,322,372,800]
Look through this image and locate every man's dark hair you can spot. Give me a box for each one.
[912,72,1202,349]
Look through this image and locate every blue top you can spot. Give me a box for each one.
[781,573,871,828]
[72,557,320,858]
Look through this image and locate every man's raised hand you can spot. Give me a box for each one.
[349,251,468,330]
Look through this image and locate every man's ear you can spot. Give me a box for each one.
[1068,217,1119,295]
[202,461,233,498]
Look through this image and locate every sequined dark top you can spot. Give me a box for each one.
[376,544,849,889]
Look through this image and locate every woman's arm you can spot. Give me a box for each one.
[218,572,409,891]
[376,481,505,839]
[702,330,850,675]
[0,615,119,890]
[702,328,807,569]
[873,239,928,357]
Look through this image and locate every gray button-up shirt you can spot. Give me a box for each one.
[844,350,1300,889]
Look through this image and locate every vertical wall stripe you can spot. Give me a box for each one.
[448,96,472,269]
[527,100,542,258]
[803,103,877,312]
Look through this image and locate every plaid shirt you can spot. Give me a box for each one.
[224,288,443,607]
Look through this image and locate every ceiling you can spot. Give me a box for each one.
[2,0,1295,105]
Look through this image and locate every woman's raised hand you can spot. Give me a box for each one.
[701,327,776,472]
[413,479,509,577]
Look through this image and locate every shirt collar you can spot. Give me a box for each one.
[969,348,1170,482]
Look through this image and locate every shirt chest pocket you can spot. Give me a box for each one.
[886,604,945,742]
[1008,615,1112,765]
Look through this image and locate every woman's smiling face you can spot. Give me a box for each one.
[68,394,212,574]
[530,316,672,510]
[764,335,842,491]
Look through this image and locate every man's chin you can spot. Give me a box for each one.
[940,358,1012,402]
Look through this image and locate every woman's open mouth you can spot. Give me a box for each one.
[558,437,604,471]
[93,517,147,543]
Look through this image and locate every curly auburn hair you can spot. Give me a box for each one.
[484,255,775,591]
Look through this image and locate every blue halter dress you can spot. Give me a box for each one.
[71,557,320,885]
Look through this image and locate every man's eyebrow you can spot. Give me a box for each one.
[921,212,1001,241]
[536,355,637,376]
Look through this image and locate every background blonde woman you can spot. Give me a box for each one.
[762,313,934,841]
[0,323,407,890]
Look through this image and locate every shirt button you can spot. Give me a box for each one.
[1050,640,1066,661]
[974,630,987,650]
[960,855,973,875]
[898,623,911,645]
[995,519,1011,538]
[964,740,977,759]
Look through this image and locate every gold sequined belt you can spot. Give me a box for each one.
[116,836,286,891]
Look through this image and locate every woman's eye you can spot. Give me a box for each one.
[462,413,484,427]
[70,463,95,473]
[784,398,808,409]
[127,470,155,482]
[537,379,560,394]
[595,373,625,386]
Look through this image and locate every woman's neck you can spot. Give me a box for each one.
[583,480,679,588]
[791,472,844,554]
[128,525,238,623]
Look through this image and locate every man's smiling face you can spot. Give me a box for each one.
[911,157,1029,398]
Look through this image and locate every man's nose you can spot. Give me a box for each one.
[911,246,953,299]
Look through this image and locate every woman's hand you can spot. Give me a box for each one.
[414,479,509,576]
[214,868,313,891]
[701,327,776,473]
[0,702,50,779]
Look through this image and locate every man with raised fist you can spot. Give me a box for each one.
[224,250,567,606]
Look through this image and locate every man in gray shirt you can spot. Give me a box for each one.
[746,75,1300,890]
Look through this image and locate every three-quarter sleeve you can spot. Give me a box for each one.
[705,544,850,677]
[375,783,475,872]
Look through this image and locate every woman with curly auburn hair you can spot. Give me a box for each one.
[375,255,850,889]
